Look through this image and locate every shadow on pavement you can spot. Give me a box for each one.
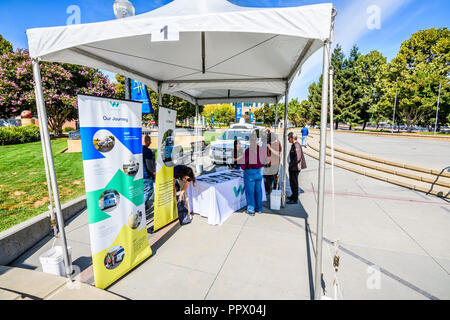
[264,199,317,299]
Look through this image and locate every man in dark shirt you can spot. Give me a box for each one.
[287,132,307,204]
[143,135,156,210]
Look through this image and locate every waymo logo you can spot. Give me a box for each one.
[233,185,245,197]
[110,101,120,108]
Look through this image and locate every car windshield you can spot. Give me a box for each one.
[104,194,114,200]
[223,130,250,141]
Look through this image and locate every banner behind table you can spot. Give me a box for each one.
[154,107,178,231]
[131,79,153,114]
[235,103,242,122]
[78,95,152,289]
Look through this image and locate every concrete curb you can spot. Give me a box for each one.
[0,265,124,300]
[308,128,450,141]
[325,143,450,179]
[306,142,450,188]
[303,147,449,199]
[0,196,87,266]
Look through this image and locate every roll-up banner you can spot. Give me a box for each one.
[78,95,152,289]
[154,107,178,231]
[235,103,242,122]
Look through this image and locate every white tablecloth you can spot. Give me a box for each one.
[187,169,266,226]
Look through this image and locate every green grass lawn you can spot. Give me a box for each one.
[0,138,85,232]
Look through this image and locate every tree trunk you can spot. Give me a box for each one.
[362,121,367,131]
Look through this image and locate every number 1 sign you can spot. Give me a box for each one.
[151,25,180,42]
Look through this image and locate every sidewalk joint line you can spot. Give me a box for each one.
[203,215,249,300]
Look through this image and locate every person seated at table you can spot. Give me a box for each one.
[173,165,196,215]
[240,132,267,216]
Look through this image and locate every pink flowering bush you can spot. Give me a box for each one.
[0,50,115,136]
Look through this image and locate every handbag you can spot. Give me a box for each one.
[177,201,192,225]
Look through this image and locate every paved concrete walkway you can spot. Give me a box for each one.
[6,154,450,300]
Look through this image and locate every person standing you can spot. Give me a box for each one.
[263,130,282,196]
[231,138,244,170]
[241,132,267,215]
[142,135,156,211]
[301,125,309,147]
[287,132,307,204]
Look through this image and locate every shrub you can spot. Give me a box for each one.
[0,125,41,145]
[63,126,76,133]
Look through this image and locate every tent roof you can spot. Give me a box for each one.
[26,0,334,105]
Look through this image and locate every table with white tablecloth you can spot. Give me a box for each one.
[186,169,266,226]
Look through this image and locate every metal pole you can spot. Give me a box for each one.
[329,69,335,223]
[35,92,57,236]
[434,82,441,135]
[125,77,131,100]
[392,89,397,134]
[157,83,162,108]
[314,41,330,300]
[281,83,289,207]
[32,59,73,280]
[275,103,279,133]
[194,101,203,173]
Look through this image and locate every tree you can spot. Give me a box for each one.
[355,50,387,129]
[0,34,12,54]
[379,28,449,131]
[0,49,115,135]
[343,45,364,130]
[202,104,234,126]
[305,81,322,126]
[330,44,353,129]
[286,98,309,127]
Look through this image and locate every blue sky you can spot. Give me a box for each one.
[0,0,448,100]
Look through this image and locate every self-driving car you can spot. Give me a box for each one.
[209,122,263,165]
[115,248,125,263]
[127,161,139,175]
[103,192,117,210]
[97,136,114,150]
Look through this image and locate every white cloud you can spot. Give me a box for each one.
[289,0,412,100]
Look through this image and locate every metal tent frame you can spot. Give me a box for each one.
[29,1,336,299]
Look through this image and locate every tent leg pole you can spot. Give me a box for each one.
[281,84,289,207]
[157,83,162,108]
[314,41,330,300]
[35,90,57,237]
[32,59,73,281]
[194,101,201,172]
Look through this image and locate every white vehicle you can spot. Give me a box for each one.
[98,136,114,149]
[209,121,263,165]
[127,161,139,175]
[115,248,125,263]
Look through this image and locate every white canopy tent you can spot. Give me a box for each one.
[27,0,335,299]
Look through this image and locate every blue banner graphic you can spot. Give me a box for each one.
[131,80,153,114]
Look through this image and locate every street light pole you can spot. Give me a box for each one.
[434,82,442,135]
[392,89,397,134]
[113,0,135,100]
